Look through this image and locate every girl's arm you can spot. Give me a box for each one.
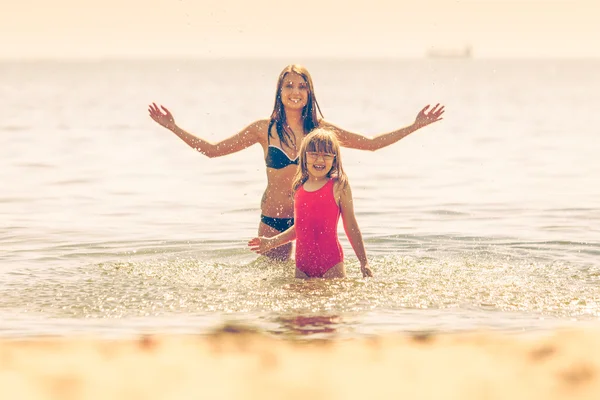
[338,182,373,277]
[149,103,265,158]
[322,104,445,151]
[248,226,296,254]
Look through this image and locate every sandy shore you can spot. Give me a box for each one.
[1,326,600,400]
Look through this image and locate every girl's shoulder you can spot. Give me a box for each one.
[331,176,349,187]
[331,176,346,193]
[333,176,351,195]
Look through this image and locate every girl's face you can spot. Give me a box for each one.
[280,73,309,111]
[306,150,335,179]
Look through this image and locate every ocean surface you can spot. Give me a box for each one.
[1,58,599,339]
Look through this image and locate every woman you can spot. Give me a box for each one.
[148,64,444,260]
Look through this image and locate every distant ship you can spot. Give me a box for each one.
[426,45,473,59]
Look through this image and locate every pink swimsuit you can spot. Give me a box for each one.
[294,179,343,277]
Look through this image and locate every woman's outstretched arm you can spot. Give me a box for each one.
[323,104,445,151]
[248,226,297,255]
[148,103,266,158]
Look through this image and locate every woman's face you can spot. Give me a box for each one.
[280,73,309,111]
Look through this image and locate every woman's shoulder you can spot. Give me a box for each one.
[317,119,341,130]
[249,119,271,130]
[243,119,271,143]
[317,120,346,139]
[318,118,331,128]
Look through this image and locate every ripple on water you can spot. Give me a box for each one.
[1,251,599,334]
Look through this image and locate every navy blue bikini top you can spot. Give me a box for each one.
[265,131,298,169]
[265,146,298,169]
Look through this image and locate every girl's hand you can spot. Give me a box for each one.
[148,103,176,130]
[414,103,445,128]
[361,264,373,278]
[248,237,273,254]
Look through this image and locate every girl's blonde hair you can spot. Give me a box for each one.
[268,64,323,150]
[292,128,348,191]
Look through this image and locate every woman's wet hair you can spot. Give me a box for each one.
[268,65,323,150]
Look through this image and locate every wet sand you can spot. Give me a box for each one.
[1,326,600,400]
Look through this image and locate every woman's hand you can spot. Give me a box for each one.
[414,103,445,128]
[148,103,176,130]
[361,264,373,278]
[248,237,274,254]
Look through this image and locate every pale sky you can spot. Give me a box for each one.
[1,0,598,59]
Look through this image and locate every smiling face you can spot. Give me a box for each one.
[293,128,348,192]
[306,151,335,179]
[269,65,323,143]
[279,72,309,111]
[300,129,340,180]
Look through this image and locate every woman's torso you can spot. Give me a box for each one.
[260,120,304,218]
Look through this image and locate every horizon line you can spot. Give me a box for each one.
[1,55,599,63]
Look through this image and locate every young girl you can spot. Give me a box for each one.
[248,128,373,279]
